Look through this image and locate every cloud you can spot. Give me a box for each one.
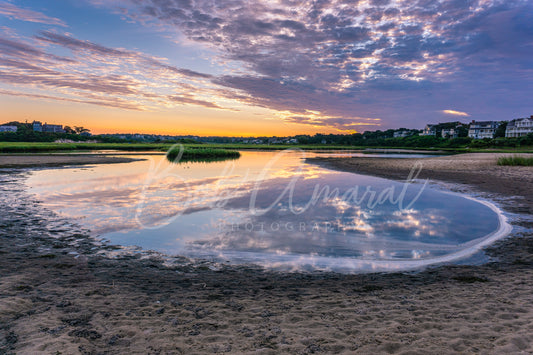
[0,89,144,110]
[283,115,380,132]
[36,31,212,79]
[0,28,227,112]
[89,0,531,129]
[3,0,533,131]
[0,2,67,27]
[168,95,225,109]
[442,109,470,117]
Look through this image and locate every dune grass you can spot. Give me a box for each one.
[497,155,533,166]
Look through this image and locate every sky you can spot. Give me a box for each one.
[0,0,532,136]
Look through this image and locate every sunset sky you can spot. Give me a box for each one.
[1,0,532,136]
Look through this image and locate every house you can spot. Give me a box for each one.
[468,120,500,139]
[43,124,65,133]
[420,124,436,136]
[0,125,17,133]
[441,128,458,138]
[506,116,533,138]
[33,121,65,133]
[33,121,43,132]
[394,130,411,138]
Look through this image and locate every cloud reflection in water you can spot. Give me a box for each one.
[26,151,504,272]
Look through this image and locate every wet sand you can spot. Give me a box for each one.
[1,153,533,354]
[0,154,142,168]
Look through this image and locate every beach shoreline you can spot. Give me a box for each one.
[1,153,533,354]
[0,154,144,168]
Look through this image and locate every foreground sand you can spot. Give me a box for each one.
[1,153,532,354]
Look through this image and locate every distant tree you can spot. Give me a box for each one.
[456,125,469,137]
[63,126,76,134]
[494,121,508,138]
[383,129,395,138]
[74,126,90,134]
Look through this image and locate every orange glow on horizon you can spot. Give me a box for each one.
[0,94,364,137]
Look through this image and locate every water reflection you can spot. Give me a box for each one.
[25,150,508,272]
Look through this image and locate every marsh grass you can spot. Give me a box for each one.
[166,147,240,163]
[2,141,531,155]
[0,142,171,153]
[497,155,533,166]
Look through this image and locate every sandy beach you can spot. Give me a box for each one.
[1,153,533,354]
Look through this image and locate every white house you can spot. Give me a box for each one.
[468,121,500,139]
[506,116,533,138]
[441,128,458,138]
[0,125,17,132]
[394,130,412,138]
[420,124,436,136]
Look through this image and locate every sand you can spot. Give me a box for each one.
[0,154,142,168]
[1,153,533,354]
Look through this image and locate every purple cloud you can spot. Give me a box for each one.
[0,29,224,111]
[0,89,144,110]
[168,95,225,109]
[36,31,212,79]
[0,2,66,27]
[2,0,533,131]
[92,0,533,129]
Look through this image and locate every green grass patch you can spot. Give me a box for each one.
[497,155,533,166]
[0,141,531,154]
[0,141,371,153]
[166,146,240,163]
[0,141,367,153]
[0,142,173,153]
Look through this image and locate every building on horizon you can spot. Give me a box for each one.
[394,130,413,138]
[420,124,437,136]
[441,128,458,139]
[0,125,18,133]
[506,116,533,138]
[468,120,501,139]
[32,121,43,132]
[33,121,65,133]
[43,124,65,133]
[420,122,465,139]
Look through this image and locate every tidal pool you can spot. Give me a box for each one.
[25,150,510,272]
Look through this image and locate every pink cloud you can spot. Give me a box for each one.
[0,2,67,27]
